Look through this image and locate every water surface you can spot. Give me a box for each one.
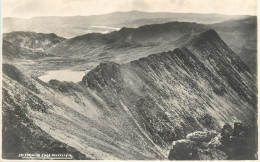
[39,70,88,83]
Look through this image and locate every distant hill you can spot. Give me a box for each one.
[3,10,250,38]
[3,31,65,51]
[2,32,65,62]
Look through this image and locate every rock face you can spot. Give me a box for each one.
[2,29,257,160]
[168,131,223,160]
[168,122,257,160]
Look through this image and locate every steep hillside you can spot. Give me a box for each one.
[2,29,257,160]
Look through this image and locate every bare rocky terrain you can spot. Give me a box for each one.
[2,26,257,160]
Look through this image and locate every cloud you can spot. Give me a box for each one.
[2,0,257,18]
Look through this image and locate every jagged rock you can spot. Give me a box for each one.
[168,132,228,160]
[168,121,257,160]
[168,131,220,160]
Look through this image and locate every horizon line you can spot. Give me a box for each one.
[2,10,256,19]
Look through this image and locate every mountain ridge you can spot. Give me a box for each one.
[2,27,257,160]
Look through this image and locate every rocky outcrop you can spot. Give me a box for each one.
[168,122,257,160]
[82,61,124,92]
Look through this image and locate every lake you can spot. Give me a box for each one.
[39,70,88,83]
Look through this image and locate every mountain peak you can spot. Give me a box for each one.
[82,61,123,92]
[199,29,219,39]
[184,29,223,48]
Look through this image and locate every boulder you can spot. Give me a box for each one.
[186,131,218,143]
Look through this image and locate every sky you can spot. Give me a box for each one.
[2,0,257,18]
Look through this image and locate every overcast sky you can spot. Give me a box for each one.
[2,0,257,18]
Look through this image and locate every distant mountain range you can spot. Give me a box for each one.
[2,29,257,160]
[3,10,251,38]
